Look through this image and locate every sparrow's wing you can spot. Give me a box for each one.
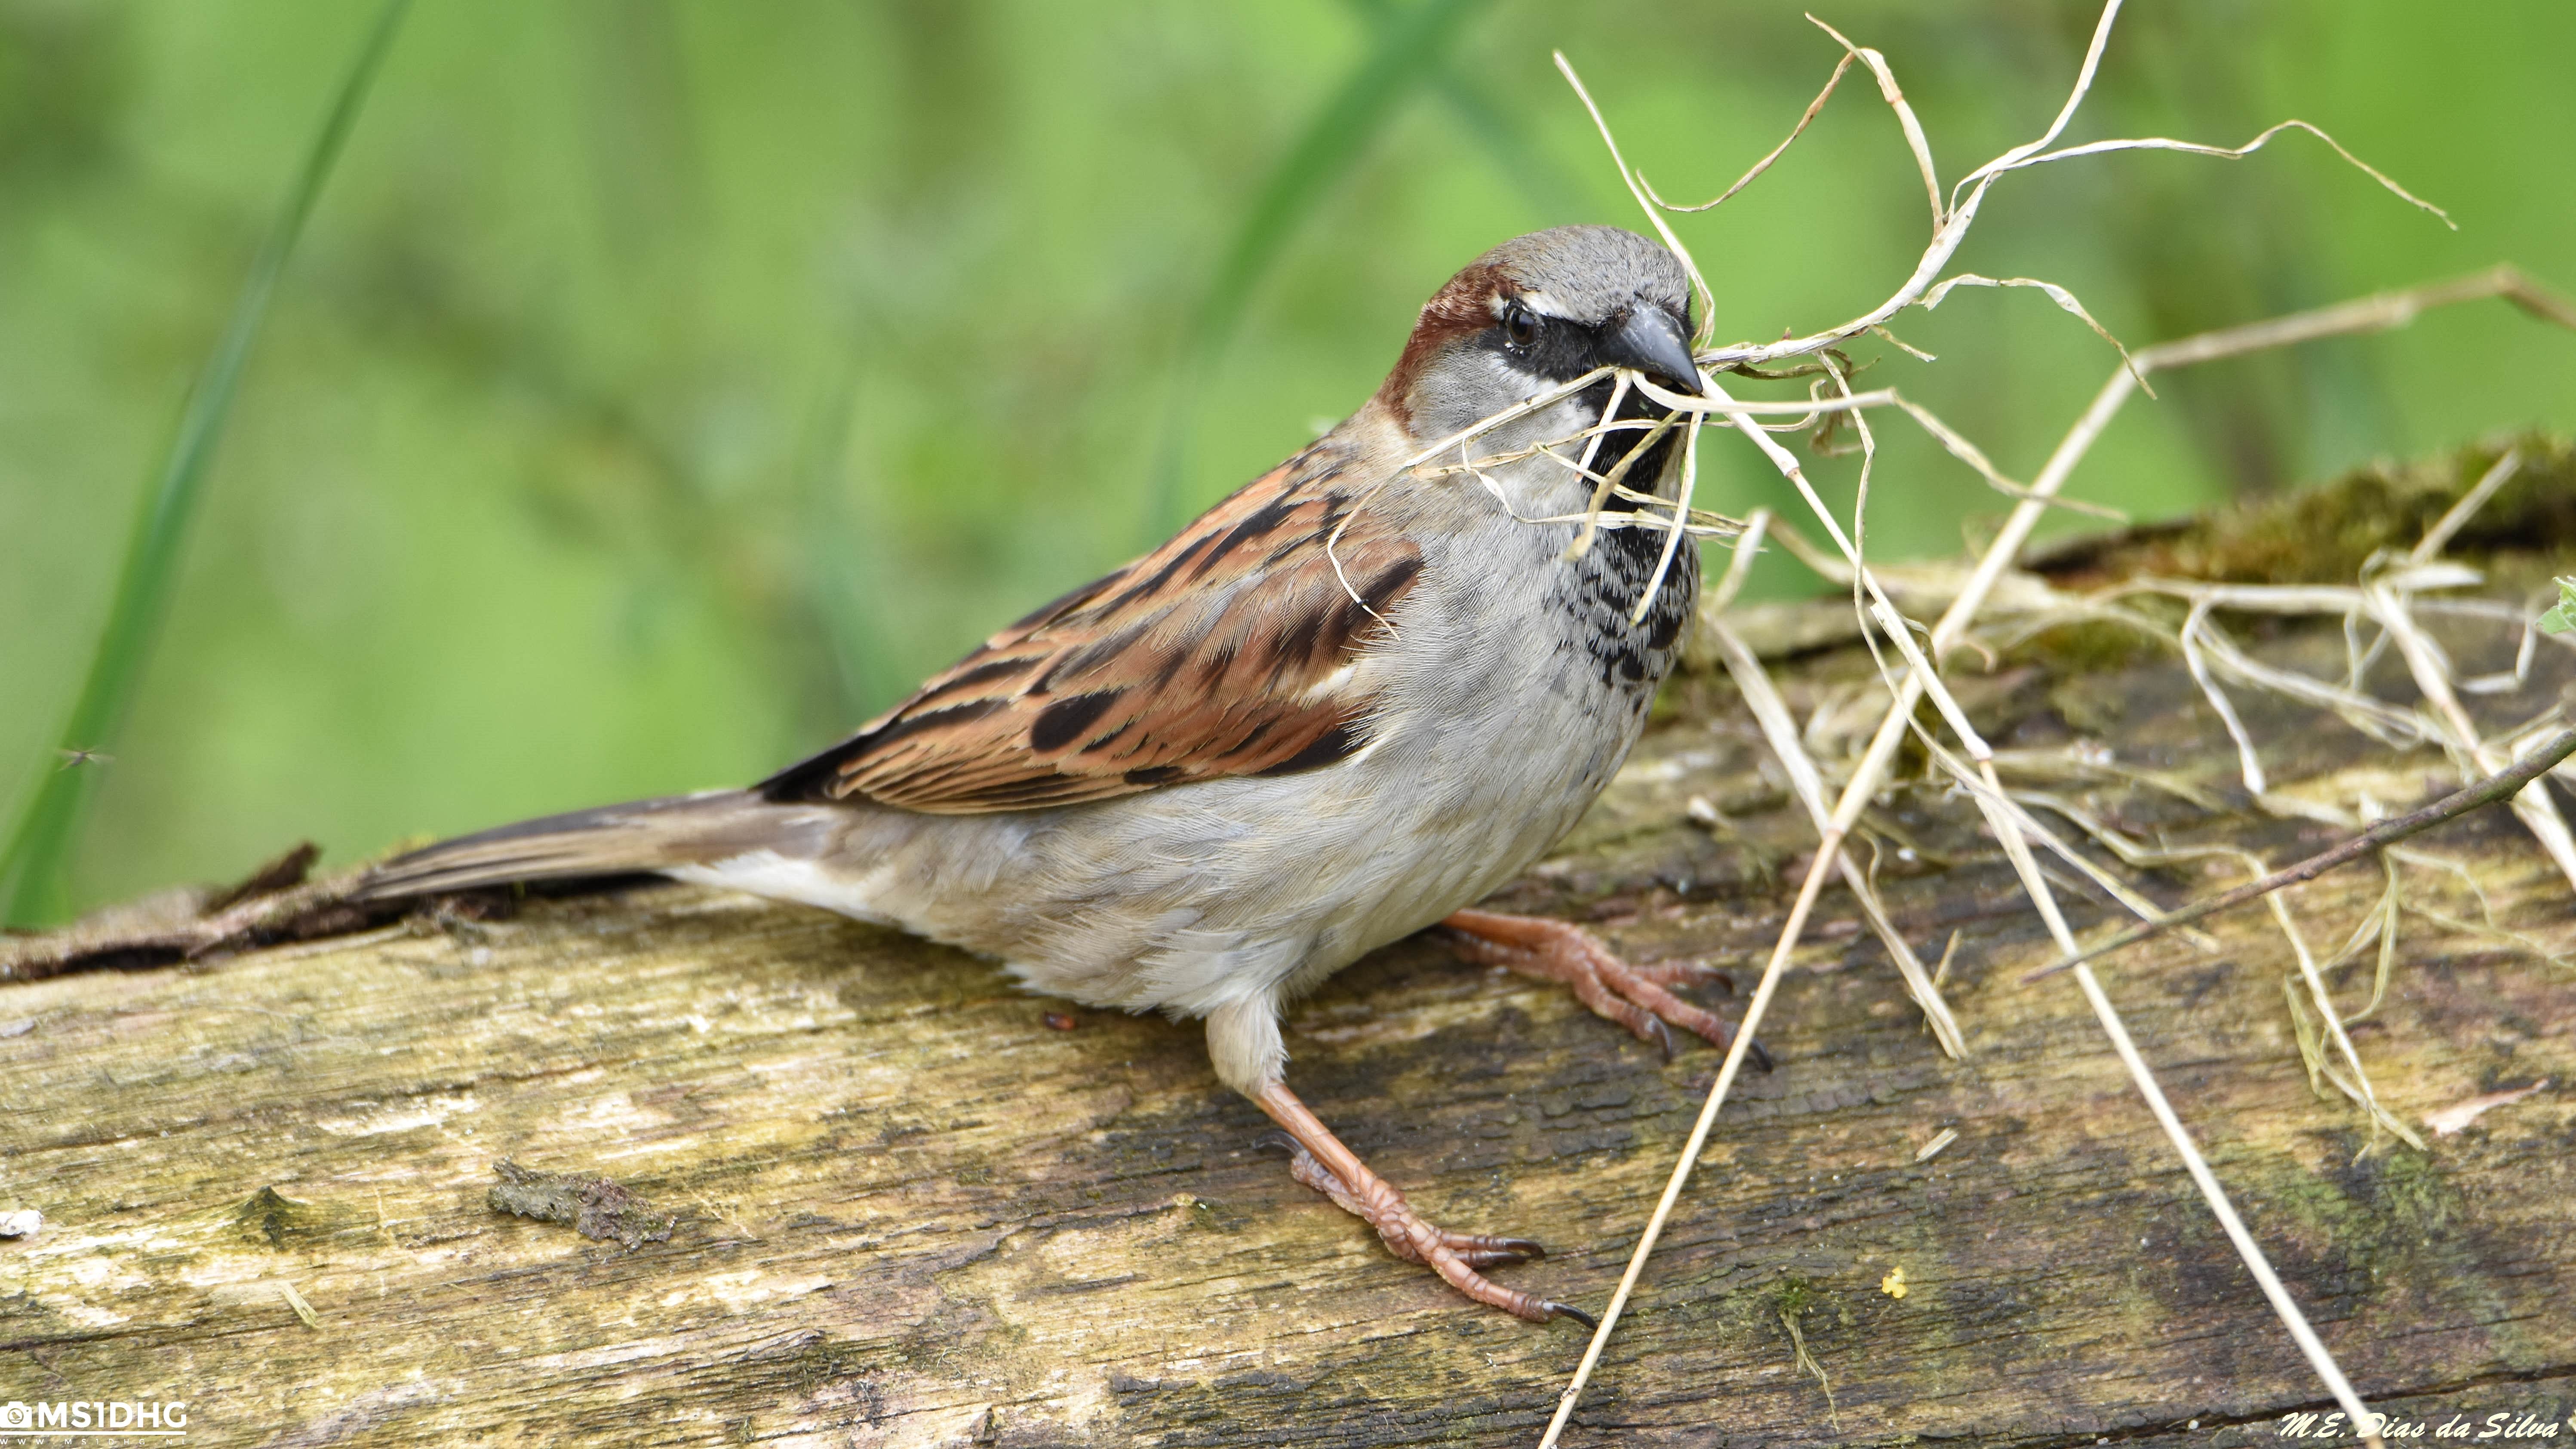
[761,444,1424,814]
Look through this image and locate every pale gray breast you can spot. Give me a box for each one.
[1365,400,1696,817]
[1425,388,1699,711]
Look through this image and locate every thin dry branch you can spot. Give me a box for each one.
[1640,51,1856,216]
[1920,272,2148,390]
[1853,572,2391,1441]
[1804,15,1943,229]
[1630,407,1704,623]
[1703,612,1966,1056]
[1555,54,1717,343]
[1536,749,1856,1449]
[2031,724,2576,981]
[1979,120,2452,230]
[2370,572,2576,891]
[2410,449,2522,564]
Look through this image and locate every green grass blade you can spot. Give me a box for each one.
[1422,70,1585,219]
[1140,0,1490,539]
[0,0,411,927]
[1345,0,1586,221]
[793,345,905,726]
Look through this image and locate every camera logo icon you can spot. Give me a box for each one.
[0,1402,31,1428]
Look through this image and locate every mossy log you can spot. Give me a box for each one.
[3,443,2573,1447]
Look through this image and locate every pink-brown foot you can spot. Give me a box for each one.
[1254,1083,1593,1328]
[1442,907,1768,1071]
[1286,1148,1543,1267]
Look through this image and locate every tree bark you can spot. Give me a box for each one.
[3,446,2571,1448]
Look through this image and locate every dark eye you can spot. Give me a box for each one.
[1501,300,1538,346]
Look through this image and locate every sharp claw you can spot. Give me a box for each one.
[1254,1129,1300,1155]
[1449,1234,1544,1267]
[1460,911,1752,1079]
[1543,1301,1599,1330]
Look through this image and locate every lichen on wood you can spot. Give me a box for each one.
[487,1160,676,1250]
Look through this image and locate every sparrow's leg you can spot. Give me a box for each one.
[1253,1080,1594,1328]
[1441,908,1769,1069]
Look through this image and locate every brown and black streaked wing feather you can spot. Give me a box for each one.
[759,443,1422,815]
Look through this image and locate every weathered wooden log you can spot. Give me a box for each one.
[2,442,2570,1446]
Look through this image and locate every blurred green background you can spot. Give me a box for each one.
[2,0,2570,920]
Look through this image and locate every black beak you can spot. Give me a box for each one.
[1602,305,1700,395]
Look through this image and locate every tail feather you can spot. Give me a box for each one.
[355,791,775,901]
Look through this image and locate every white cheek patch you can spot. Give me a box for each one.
[1481,349,1565,405]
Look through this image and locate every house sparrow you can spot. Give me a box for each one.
[360,225,1749,1325]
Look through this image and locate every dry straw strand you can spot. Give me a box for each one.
[1378,12,2576,1447]
[1516,4,2561,1442]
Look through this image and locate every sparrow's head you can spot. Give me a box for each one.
[1379,224,1697,442]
